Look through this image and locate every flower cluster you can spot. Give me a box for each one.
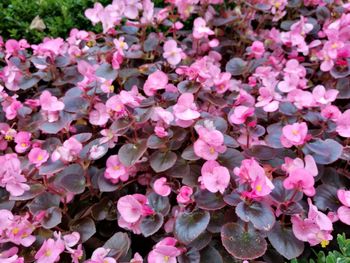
[1,0,350,262]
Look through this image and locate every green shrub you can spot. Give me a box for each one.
[0,0,110,43]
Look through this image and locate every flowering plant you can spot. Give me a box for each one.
[1,0,350,262]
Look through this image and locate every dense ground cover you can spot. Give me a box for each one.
[1,0,350,262]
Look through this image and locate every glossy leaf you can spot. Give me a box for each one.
[118,139,148,166]
[150,150,177,173]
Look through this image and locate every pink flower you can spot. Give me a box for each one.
[0,246,24,263]
[292,198,333,247]
[87,247,116,263]
[89,103,109,126]
[312,85,338,105]
[105,95,127,118]
[282,155,318,196]
[154,177,171,196]
[229,106,255,125]
[214,72,232,93]
[194,124,226,160]
[143,70,169,97]
[336,109,350,137]
[199,160,230,194]
[287,89,314,109]
[84,3,104,25]
[2,97,22,120]
[14,131,31,153]
[278,59,307,92]
[321,105,341,121]
[280,122,308,148]
[173,93,200,128]
[104,155,133,184]
[163,39,182,66]
[117,194,153,224]
[34,238,65,263]
[148,237,181,263]
[234,158,274,197]
[39,91,65,122]
[177,186,193,204]
[0,153,30,197]
[337,189,350,225]
[193,17,214,39]
[130,252,143,263]
[151,107,174,125]
[28,147,49,167]
[51,137,82,162]
[250,41,265,58]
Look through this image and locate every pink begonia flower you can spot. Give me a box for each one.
[14,131,31,153]
[28,147,49,167]
[154,177,171,196]
[105,95,127,118]
[86,247,116,263]
[278,59,307,93]
[104,155,134,184]
[34,237,65,263]
[250,41,265,59]
[312,85,338,105]
[100,129,119,148]
[292,198,333,247]
[2,97,23,120]
[154,126,168,138]
[213,72,232,94]
[130,252,143,263]
[39,91,65,122]
[148,237,181,263]
[0,210,36,247]
[84,3,104,25]
[0,153,30,197]
[321,105,341,121]
[89,145,106,160]
[199,160,230,194]
[100,79,114,94]
[0,246,24,263]
[282,155,318,196]
[287,89,314,109]
[194,124,226,160]
[89,103,109,126]
[112,50,124,70]
[229,106,255,125]
[62,232,80,249]
[151,107,174,125]
[177,186,193,204]
[31,38,64,60]
[143,70,169,97]
[255,86,281,112]
[114,36,129,51]
[119,85,145,108]
[68,244,83,263]
[51,137,83,162]
[173,93,200,128]
[163,39,182,66]
[336,109,350,137]
[2,61,23,91]
[234,158,274,197]
[280,122,308,148]
[337,189,350,225]
[193,17,214,39]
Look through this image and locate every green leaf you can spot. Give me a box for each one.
[150,151,177,173]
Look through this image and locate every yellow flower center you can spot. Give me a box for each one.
[292,129,299,135]
[21,143,27,147]
[256,185,262,192]
[120,42,126,49]
[115,105,123,112]
[331,43,338,49]
[113,165,120,170]
[275,2,281,8]
[12,227,19,235]
[37,154,43,161]
[321,239,329,248]
[209,147,215,154]
[86,41,94,47]
[164,256,170,262]
[45,250,52,257]
[5,135,13,141]
[109,85,114,92]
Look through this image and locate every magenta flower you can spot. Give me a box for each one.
[280,122,308,148]
[104,155,132,184]
[229,106,255,125]
[173,93,200,127]
[130,252,143,263]
[337,189,350,225]
[234,158,274,197]
[177,186,193,204]
[86,247,116,263]
[143,70,169,97]
[34,238,65,263]
[292,198,333,247]
[153,177,171,197]
[28,147,49,167]
[193,17,214,39]
[39,91,65,122]
[14,131,31,153]
[148,237,181,263]
[194,124,226,160]
[336,109,350,137]
[250,41,265,59]
[199,160,230,194]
